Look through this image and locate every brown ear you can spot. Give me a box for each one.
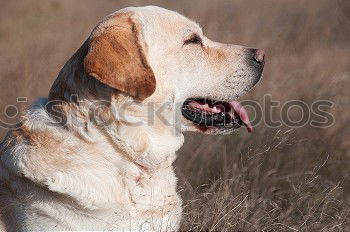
[84,14,156,100]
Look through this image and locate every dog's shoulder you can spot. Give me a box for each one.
[0,98,135,211]
[0,98,54,169]
[0,98,54,231]
[0,97,75,195]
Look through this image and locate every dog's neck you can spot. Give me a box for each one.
[45,41,184,171]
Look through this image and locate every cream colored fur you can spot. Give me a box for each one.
[0,6,263,231]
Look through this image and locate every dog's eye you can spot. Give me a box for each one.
[184,34,203,46]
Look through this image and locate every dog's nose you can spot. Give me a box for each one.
[253,49,265,64]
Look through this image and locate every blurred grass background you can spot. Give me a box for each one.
[0,0,349,231]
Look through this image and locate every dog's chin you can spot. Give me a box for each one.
[181,97,253,135]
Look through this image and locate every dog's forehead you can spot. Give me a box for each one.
[103,6,202,37]
[131,6,191,21]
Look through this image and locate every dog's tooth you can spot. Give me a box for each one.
[212,106,221,113]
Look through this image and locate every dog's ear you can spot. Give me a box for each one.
[84,14,156,101]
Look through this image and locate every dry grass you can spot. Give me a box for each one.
[0,0,349,231]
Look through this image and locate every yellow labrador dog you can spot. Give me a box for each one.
[0,6,264,231]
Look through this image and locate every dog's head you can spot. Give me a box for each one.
[72,6,264,135]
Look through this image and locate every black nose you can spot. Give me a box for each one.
[252,49,265,64]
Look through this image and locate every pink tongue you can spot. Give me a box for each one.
[230,101,253,133]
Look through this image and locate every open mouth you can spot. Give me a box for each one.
[181,98,253,132]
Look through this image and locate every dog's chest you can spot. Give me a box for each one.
[129,162,180,212]
[100,163,182,230]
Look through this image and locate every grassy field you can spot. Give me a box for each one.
[0,0,349,231]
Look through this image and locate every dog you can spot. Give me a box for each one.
[0,6,264,231]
